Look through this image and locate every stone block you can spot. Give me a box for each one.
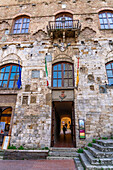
[90,85,94,91]
[88,74,94,82]
[30,96,36,103]
[22,96,28,105]
[99,85,107,93]
[25,85,30,92]
[31,70,40,78]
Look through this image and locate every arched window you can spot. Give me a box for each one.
[106,61,113,85]
[52,62,74,87]
[0,64,22,89]
[99,11,113,29]
[12,16,30,34]
[55,13,73,29]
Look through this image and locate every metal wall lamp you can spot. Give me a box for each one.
[109,40,113,49]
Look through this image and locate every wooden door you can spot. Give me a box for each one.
[51,102,55,147]
[72,102,76,147]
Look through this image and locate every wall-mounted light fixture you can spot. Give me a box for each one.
[16,44,21,48]
[2,45,8,50]
[45,53,52,62]
[109,40,113,49]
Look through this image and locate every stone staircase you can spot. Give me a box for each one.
[0,149,4,160]
[74,139,113,170]
[47,147,78,160]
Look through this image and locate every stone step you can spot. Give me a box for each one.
[0,156,3,160]
[49,151,78,157]
[96,139,113,147]
[84,149,113,165]
[74,157,84,170]
[0,153,4,156]
[0,150,4,157]
[92,143,113,152]
[49,147,77,152]
[87,146,113,158]
[0,150,4,152]
[79,153,113,170]
[47,156,74,160]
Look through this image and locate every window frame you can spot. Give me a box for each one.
[55,13,73,29]
[0,63,22,89]
[52,62,74,88]
[99,11,113,30]
[12,15,30,34]
[55,12,73,20]
[105,61,113,85]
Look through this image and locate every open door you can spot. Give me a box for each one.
[0,107,12,146]
[51,102,55,147]
[51,101,76,147]
[72,102,76,147]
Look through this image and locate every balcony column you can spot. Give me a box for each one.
[63,31,65,43]
[75,31,78,43]
[50,32,53,42]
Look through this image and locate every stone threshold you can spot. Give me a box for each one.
[3,149,49,160]
[5,149,49,152]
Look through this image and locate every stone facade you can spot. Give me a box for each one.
[0,0,113,148]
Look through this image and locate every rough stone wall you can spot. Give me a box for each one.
[75,39,113,147]
[0,38,52,148]
[0,0,113,148]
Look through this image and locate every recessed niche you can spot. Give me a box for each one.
[22,96,28,105]
[32,70,40,78]
[88,74,94,82]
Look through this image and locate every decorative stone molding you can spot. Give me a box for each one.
[52,54,73,64]
[0,53,22,66]
[54,10,74,16]
[97,7,113,13]
[12,13,31,19]
[105,50,113,63]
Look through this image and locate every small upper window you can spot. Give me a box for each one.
[99,11,113,29]
[106,61,113,85]
[13,16,30,34]
[0,64,22,89]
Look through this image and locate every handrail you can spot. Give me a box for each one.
[47,20,81,31]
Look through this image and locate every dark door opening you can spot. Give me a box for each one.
[0,107,12,146]
[51,101,76,147]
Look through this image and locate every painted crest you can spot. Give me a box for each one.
[59,91,67,101]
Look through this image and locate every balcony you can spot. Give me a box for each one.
[47,19,81,42]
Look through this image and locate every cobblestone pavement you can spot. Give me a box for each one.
[0,160,76,170]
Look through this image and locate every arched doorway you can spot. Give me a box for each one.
[0,107,12,145]
[51,101,76,147]
[61,117,71,133]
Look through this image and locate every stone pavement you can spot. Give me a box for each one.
[0,160,76,170]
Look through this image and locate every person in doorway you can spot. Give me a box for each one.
[65,123,67,131]
[63,125,66,136]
